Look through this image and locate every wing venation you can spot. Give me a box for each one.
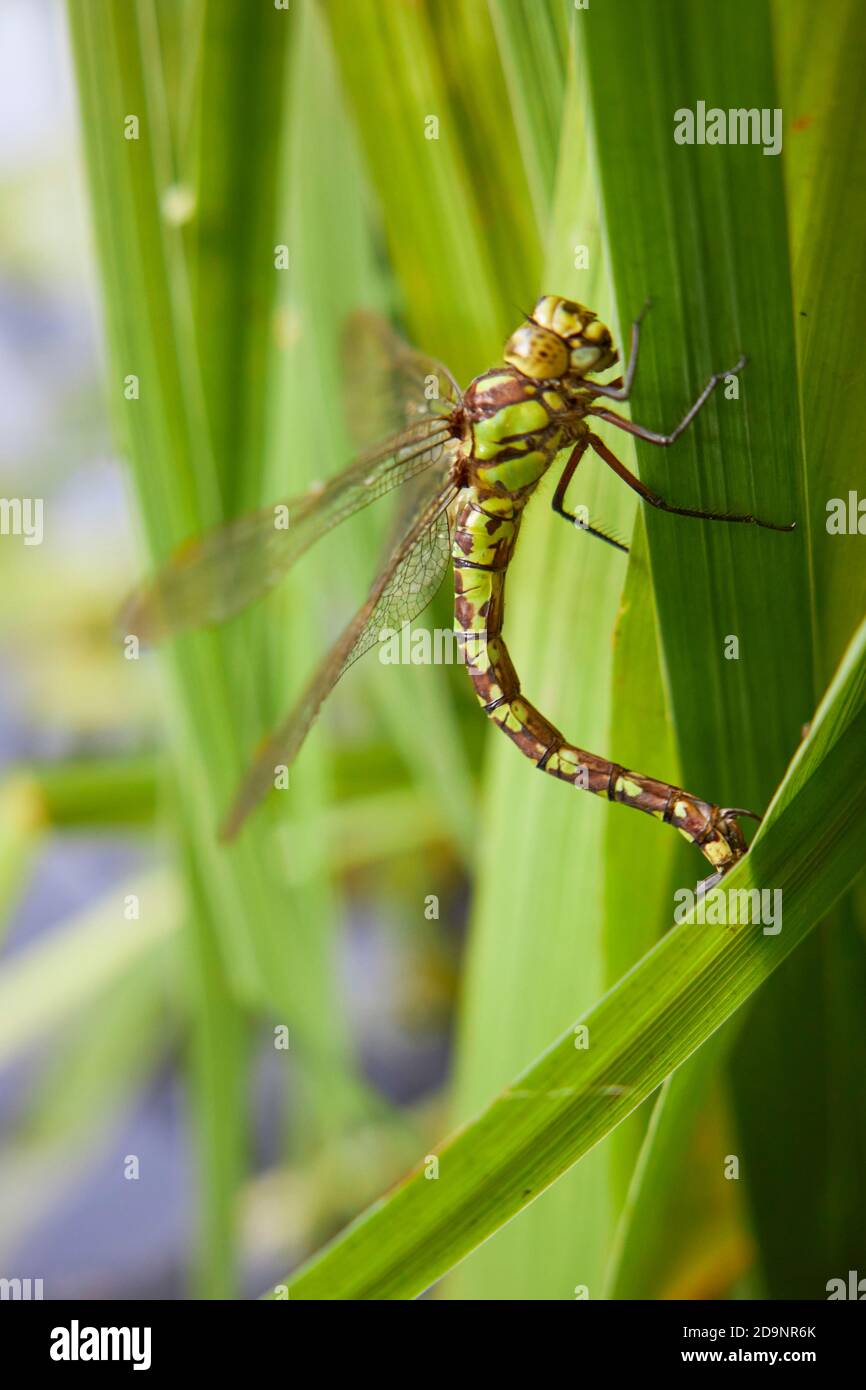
[220,478,458,840]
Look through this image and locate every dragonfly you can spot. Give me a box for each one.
[125,296,794,886]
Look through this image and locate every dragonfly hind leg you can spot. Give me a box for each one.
[585,431,796,533]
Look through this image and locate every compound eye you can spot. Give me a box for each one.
[504,323,569,379]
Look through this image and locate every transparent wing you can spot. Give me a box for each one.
[220,476,458,840]
[341,308,461,451]
[121,417,459,642]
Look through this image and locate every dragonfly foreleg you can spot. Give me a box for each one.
[585,432,796,532]
[590,348,745,438]
[585,297,653,402]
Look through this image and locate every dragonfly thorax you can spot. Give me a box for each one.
[465,366,588,496]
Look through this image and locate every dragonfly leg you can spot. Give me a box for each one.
[588,299,653,401]
[551,439,628,553]
[590,348,745,436]
[585,432,796,532]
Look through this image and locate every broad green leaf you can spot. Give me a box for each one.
[602,513,681,1208]
[186,0,292,515]
[775,0,866,679]
[485,0,568,231]
[578,0,820,1299]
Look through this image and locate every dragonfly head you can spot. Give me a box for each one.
[504,296,618,381]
